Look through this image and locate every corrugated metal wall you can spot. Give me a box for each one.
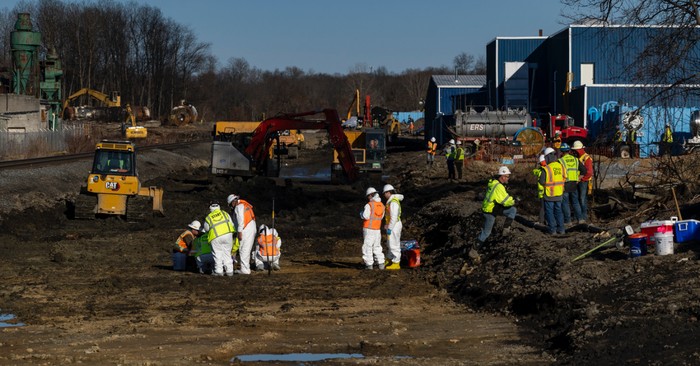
[493,38,546,109]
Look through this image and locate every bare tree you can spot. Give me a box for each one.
[453,52,474,74]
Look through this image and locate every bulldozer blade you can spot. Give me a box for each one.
[138,186,165,216]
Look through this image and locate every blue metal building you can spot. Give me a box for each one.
[424,75,485,144]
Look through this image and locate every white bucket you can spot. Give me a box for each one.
[654,232,674,256]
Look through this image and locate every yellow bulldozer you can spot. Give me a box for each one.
[72,140,164,220]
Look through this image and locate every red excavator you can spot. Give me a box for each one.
[211,109,360,182]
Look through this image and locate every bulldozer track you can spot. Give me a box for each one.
[0,140,209,170]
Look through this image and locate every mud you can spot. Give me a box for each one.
[0,134,699,365]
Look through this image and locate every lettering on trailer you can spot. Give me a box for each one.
[468,124,485,131]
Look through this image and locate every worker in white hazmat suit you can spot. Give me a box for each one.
[202,203,236,276]
[254,224,282,271]
[361,187,385,270]
[228,194,257,274]
[382,184,404,270]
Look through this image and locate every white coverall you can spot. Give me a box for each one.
[202,210,236,276]
[361,195,385,267]
[235,203,257,274]
[385,194,404,264]
[254,227,282,269]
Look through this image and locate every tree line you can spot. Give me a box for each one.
[0,0,484,122]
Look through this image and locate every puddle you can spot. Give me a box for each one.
[0,312,25,328]
[231,353,364,362]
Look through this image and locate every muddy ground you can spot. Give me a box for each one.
[1,132,699,365]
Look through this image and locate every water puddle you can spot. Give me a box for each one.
[231,353,364,362]
[0,312,25,328]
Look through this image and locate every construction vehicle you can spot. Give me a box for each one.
[122,104,147,139]
[533,113,588,145]
[371,106,401,144]
[62,88,120,120]
[72,140,164,220]
[213,121,304,158]
[211,109,360,182]
[332,127,386,182]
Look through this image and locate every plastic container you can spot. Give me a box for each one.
[674,219,700,243]
[654,232,674,256]
[172,252,187,271]
[400,249,421,268]
[641,217,678,244]
[400,240,420,251]
[627,233,648,258]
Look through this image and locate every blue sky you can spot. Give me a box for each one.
[5,0,569,74]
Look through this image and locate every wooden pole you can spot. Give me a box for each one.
[671,186,683,221]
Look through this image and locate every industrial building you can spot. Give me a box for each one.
[425,25,700,157]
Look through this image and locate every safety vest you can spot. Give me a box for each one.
[385,196,402,224]
[455,147,465,161]
[532,168,544,199]
[482,178,514,213]
[191,235,211,256]
[446,145,455,159]
[542,162,565,197]
[205,209,235,241]
[174,230,194,252]
[558,154,580,182]
[363,200,385,230]
[578,153,593,181]
[614,131,623,142]
[238,199,256,228]
[627,130,637,143]
[663,128,673,143]
[427,141,437,155]
[257,232,280,257]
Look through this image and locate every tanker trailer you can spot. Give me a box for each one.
[452,107,538,157]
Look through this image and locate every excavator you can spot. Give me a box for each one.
[72,140,164,220]
[62,88,121,120]
[211,109,362,182]
[122,104,147,139]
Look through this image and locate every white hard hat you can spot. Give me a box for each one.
[456,140,462,145]
[366,187,377,196]
[544,147,555,156]
[259,224,268,233]
[430,137,436,142]
[227,194,239,205]
[572,140,585,150]
[188,220,201,231]
[209,203,220,212]
[498,166,511,175]
[538,154,545,163]
[449,139,455,144]
[382,184,395,193]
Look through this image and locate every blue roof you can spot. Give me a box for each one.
[432,75,486,88]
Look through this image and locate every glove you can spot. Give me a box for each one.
[387,229,392,235]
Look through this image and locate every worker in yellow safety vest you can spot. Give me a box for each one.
[383,184,404,270]
[661,123,673,155]
[477,166,517,248]
[558,143,587,226]
[455,140,465,180]
[532,154,547,225]
[539,148,566,235]
[254,224,282,271]
[361,187,385,270]
[202,203,236,276]
[227,194,257,274]
[427,137,437,166]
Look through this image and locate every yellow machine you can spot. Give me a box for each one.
[73,140,164,220]
[332,127,386,182]
[123,104,147,139]
[62,88,121,119]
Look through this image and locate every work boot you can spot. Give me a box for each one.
[378,263,385,270]
[256,263,264,271]
[385,262,401,270]
[212,272,223,276]
[225,271,234,277]
[365,265,373,270]
[272,263,280,271]
[578,219,587,225]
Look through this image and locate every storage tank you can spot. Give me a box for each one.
[453,107,532,138]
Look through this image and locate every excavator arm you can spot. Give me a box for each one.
[244,109,358,181]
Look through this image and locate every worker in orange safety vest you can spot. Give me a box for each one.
[254,224,282,271]
[228,194,257,275]
[427,137,437,166]
[361,187,385,270]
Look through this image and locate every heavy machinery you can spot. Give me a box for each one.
[73,140,164,220]
[371,106,401,143]
[332,127,386,182]
[213,121,304,158]
[452,107,543,158]
[122,104,147,139]
[533,113,588,144]
[211,109,360,182]
[168,100,198,126]
[62,88,120,120]
[683,110,700,154]
[613,111,644,158]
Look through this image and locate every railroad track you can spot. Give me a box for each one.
[0,140,210,170]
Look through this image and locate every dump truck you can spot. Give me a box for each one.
[72,140,164,220]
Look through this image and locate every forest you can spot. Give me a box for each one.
[0,0,484,122]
